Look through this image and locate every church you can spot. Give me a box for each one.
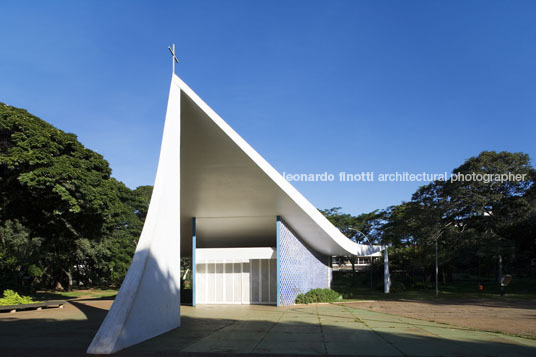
[87,70,387,354]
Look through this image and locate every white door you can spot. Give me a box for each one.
[196,259,276,304]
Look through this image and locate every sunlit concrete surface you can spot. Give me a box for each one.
[131,304,536,356]
[2,298,535,356]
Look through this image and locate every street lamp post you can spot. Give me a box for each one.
[435,234,439,297]
[434,222,452,297]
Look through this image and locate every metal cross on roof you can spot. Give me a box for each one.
[168,44,179,74]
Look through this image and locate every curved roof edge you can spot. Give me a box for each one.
[174,74,383,257]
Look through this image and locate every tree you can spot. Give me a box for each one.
[324,151,536,288]
[96,182,151,286]
[444,151,536,280]
[0,103,136,289]
[320,207,380,271]
[0,220,43,290]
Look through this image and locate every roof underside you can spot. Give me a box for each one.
[176,75,381,257]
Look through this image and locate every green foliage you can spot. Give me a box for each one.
[320,207,381,244]
[2,101,535,298]
[332,151,536,289]
[27,264,43,278]
[295,288,342,304]
[332,272,536,301]
[443,151,536,277]
[389,281,406,293]
[320,207,382,271]
[0,103,149,290]
[0,289,39,305]
[0,220,43,289]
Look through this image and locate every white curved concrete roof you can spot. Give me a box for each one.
[176,74,381,256]
[88,74,384,355]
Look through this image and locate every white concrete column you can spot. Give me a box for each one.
[384,247,391,294]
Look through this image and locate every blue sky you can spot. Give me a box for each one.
[1,0,535,215]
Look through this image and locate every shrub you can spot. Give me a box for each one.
[390,281,406,293]
[0,289,39,306]
[295,288,342,304]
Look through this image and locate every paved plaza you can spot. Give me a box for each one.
[1,299,535,356]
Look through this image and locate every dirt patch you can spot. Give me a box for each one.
[343,299,536,338]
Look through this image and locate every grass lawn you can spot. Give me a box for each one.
[32,288,118,301]
[11,276,536,304]
[333,275,536,301]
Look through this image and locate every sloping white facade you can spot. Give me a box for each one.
[87,78,182,354]
[88,74,383,354]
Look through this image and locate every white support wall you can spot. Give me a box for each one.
[87,75,182,354]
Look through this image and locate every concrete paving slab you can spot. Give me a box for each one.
[373,329,465,356]
[270,324,322,333]
[223,320,275,332]
[2,299,536,356]
[322,329,377,342]
[253,340,326,355]
[325,340,402,356]
[415,325,536,357]
[262,330,324,342]
[183,338,259,353]
[119,304,536,356]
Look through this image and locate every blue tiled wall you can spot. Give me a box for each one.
[279,218,331,306]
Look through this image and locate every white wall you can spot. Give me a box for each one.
[196,248,276,304]
[197,247,276,261]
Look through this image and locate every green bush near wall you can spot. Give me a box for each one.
[0,290,39,306]
[295,288,342,304]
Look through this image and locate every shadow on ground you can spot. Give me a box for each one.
[1,298,535,357]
